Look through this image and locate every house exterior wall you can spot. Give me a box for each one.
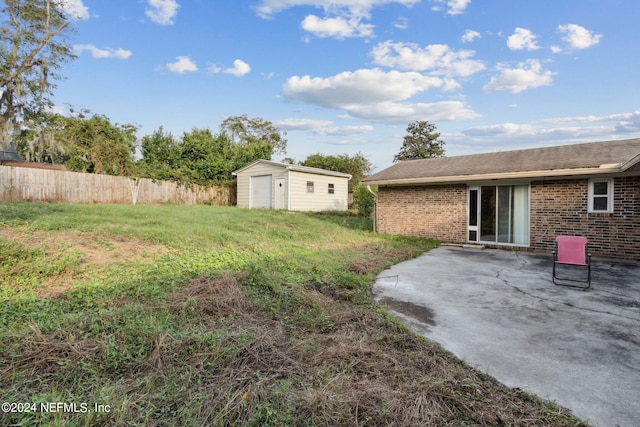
[375,176,640,260]
[376,184,467,242]
[289,171,349,211]
[235,163,287,209]
[529,176,640,260]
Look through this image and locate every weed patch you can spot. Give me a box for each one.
[0,203,586,426]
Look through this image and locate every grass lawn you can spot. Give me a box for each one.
[0,202,586,426]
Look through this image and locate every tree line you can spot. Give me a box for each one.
[14,112,281,186]
[13,110,380,191]
[2,0,445,192]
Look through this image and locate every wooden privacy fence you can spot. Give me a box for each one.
[0,165,236,206]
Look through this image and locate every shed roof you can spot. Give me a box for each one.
[362,138,640,186]
[232,159,352,179]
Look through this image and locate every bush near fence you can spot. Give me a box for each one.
[0,164,236,206]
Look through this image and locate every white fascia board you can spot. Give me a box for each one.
[365,165,622,187]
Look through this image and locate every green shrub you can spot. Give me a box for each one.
[352,185,376,217]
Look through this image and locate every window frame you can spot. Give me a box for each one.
[588,178,614,213]
[328,183,335,194]
[306,181,314,193]
[467,184,530,247]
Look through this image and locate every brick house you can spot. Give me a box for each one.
[361,138,640,260]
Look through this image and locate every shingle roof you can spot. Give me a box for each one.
[362,138,640,185]
[233,159,352,179]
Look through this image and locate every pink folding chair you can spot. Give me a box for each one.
[552,236,591,289]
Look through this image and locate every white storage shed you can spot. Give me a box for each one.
[233,160,352,211]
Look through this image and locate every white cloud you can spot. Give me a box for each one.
[556,24,602,51]
[370,41,485,77]
[455,110,640,151]
[46,104,71,116]
[483,59,555,94]
[461,29,480,43]
[146,0,180,25]
[224,59,251,76]
[60,0,90,20]
[283,68,448,108]
[393,16,409,30]
[446,0,472,15]
[209,60,251,76]
[346,100,479,122]
[542,110,640,133]
[432,0,472,15]
[507,28,540,51]
[275,118,334,131]
[274,118,373,136]
[207,64,222,74]
[314,125,374,135]
[255,0,418,39]
[283,68,479,123]
[462,122,612,142]
[255,0,419,18]
[164,56,198,73]
[463,123,536,137]
[301,14,374,38]
[74,44,132,59]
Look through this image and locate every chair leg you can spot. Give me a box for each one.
[552,262,591,290]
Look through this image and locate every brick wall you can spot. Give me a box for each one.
[376,184,467,242]
[376,176,640,260]
[530,176,640,260]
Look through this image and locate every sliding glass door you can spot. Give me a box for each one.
[468,185,529,245]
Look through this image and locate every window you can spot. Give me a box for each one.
[588,179,613,213]
[328,183,335,194]
[468,185,530,245]
[307,181,314,193]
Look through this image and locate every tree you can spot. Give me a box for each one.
[138,125,276,187]
[50,113,138,175]
[220,114,287,158]
[15,112,66,163]
[393,120,445,163]
[1,0,77,147]
[300,152,372,192]
[139,126,182,181]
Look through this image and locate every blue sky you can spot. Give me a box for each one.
[54,0,640,171]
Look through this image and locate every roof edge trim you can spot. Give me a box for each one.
[232,159,352,179]
[620,152,640,171]
[362,165,622,186]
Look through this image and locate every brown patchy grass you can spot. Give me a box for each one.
[159,274,587,426]
[163,274,587,425]
[0,226,168,296]
[3,271,586,426]
[0,205,587,426]
[0,227,168,267]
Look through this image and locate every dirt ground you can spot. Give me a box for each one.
[0,227,168,296]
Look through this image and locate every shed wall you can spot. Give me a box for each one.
[235,163,287,209]
[289,171,349,211]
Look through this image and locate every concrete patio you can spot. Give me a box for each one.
[373,245,640,427]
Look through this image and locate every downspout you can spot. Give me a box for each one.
[366,185,378,233]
